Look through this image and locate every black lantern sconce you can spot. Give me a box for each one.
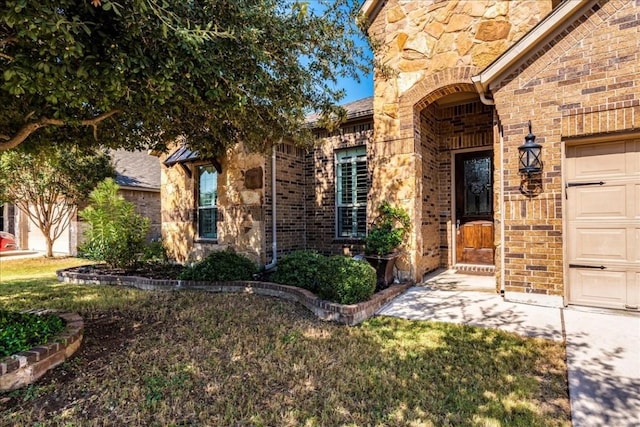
[518,121,543,196]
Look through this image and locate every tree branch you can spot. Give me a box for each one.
[0,110,121,151]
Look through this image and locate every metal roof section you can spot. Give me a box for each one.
[162,145,200,166]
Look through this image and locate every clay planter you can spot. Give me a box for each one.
[364,252,400,291]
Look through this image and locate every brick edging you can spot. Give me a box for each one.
[0,311,84,392]
[57,267,412,326]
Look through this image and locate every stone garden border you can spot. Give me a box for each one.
[0,311,83,392]
[57,267,412,326]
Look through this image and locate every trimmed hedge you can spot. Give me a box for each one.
[270,250,324,293]
[178,249,258,281]
[272,251,377,304]
[317,256,377,305]
[180,250,376,305]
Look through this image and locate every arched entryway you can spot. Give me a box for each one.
[411,83,496,278]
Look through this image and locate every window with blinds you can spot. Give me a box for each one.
[197,165,218,239]
[335,147,367,238]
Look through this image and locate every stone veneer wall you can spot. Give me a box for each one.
[491,0,640,297]
[161,144,266,264]
[305,119,373,256]
[367,0,553,281]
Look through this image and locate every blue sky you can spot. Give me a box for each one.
[334,33,374,104]
[308,0,374,105]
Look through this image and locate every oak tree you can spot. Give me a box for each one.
[1,0,369,155]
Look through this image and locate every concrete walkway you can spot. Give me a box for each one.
[377,269,640,427]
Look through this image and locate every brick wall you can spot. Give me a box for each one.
[119,188,161,240]
[492,0,640,296]
[305,120,373,256]
[417,100,494,272]
[264,143,308,262]
[419,104,440,272]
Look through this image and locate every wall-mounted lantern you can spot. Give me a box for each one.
[518,121,543,197]
[518,121,542,175]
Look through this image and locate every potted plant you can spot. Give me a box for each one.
[364,201,410,290]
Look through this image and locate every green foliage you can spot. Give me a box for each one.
[270,250,325,293]
[178,249,258,281]
[273,251,377,304]
[0,144,115,256]
[0,310,66,358]
[78,178,150,269]
[1,0,370,154]
[364,202,411,256]
[317,256,376,305]
[141,239,169,264]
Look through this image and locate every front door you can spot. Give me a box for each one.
[455,150,494,265]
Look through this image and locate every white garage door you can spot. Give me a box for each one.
[26,204,71,255]
[566,139,639,311]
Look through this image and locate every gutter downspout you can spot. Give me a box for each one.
[263,142,279,271]
[478,91,495,106]
[499,123,506,296]
[474,82,503,294]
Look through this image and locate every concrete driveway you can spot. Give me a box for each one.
[377,270,640,427]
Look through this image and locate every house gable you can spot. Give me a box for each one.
[486,0,640,302]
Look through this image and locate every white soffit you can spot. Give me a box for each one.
[360,0,385,25]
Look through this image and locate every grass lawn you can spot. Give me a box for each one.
[0,257,570,426]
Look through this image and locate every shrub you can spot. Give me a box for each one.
[78,178,150,269]
[317,256,376,304]
[178,249,258,281]
[364,202,411,256]
[0,311,66,358]
[270,250,325,293]
[141,239,169,264]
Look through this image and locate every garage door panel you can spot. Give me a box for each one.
[631,273,640,308]
[569,269,627,308]
[567,141,628,179]
[569,185,627,220]
[567,139,639,310]
[570,227,627,261]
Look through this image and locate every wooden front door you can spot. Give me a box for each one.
[455,151,494,265]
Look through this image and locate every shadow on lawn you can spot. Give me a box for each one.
[298,317,570,426]
[1,284,570,426]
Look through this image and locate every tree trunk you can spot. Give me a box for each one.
[44,234,54,258]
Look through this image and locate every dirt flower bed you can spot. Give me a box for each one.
[71,263,185,280]
[58,264,411,326]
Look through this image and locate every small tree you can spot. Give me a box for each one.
[0,145,114,257]
[78,178,150,269]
